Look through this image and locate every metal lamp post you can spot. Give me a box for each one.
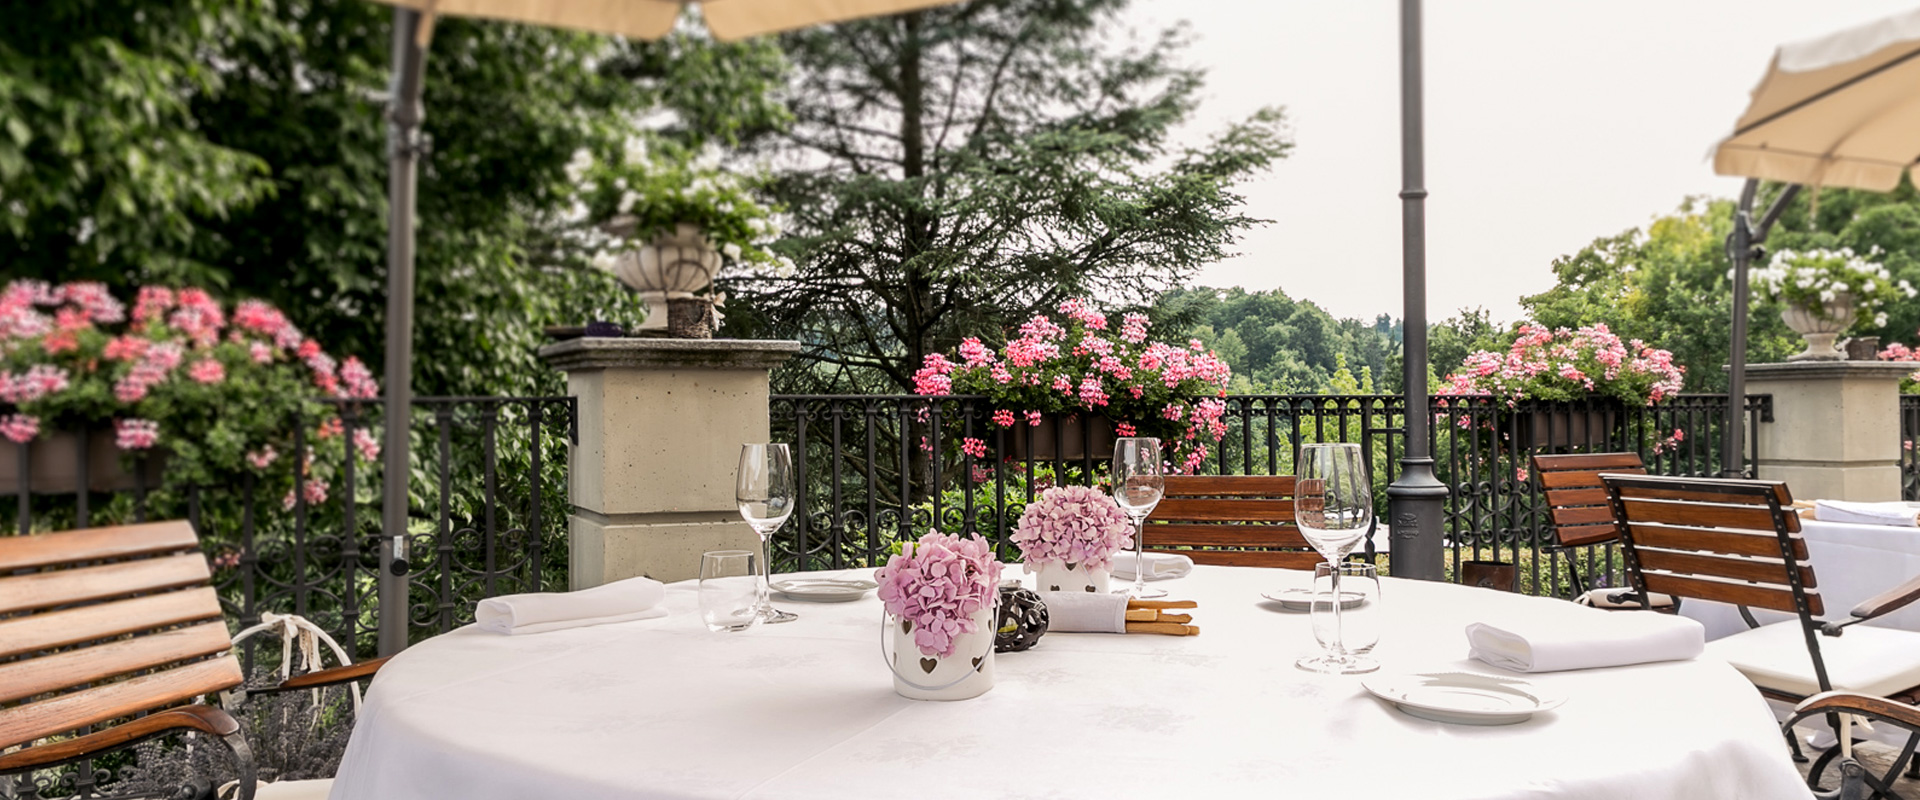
[1386,0,1447,581]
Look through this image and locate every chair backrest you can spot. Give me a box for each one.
[1143,475,1320,568]
[1532,452,1647,548]
[0,521,242,750]
[1599,473,1820,617]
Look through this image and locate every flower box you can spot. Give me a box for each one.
[1004,413,1117,462]
[0,429,167,495]
[1505,401,1626,452]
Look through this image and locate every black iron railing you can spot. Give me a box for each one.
[2,396,575,659]
[770,393,1770,598]
[1904,396,1920,502]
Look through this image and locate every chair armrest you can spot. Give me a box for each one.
[1789,691,1920,732]
[0,705,238,772]
[254,656,391,695]
[1850,574,1920,622]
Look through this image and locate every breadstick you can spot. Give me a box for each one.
[1125,599,1197,610]
[1124,621,1200,636]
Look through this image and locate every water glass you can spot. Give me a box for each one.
[1310,562,1381,662]
[699,550,761,633]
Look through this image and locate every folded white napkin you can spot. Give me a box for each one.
[1037,591,1128,633]
[475,577,668,635]
[1466,611,1704,673]
[1814,499,1920,527]
[1111,552,1193,581]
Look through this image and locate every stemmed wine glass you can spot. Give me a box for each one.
[1112,437,1168,599]
[736,443,797,624]
[1294,442,1376,674]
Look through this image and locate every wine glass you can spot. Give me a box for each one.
[736,443,797,624]
[1294,442,1376,674]
[1111,437,1167,599]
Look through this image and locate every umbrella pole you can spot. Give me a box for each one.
[1386,0,1447,581]
[1722,179,1801,479]
[379,7,428,657]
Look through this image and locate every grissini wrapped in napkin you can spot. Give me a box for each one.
[476,576,667,634]
[1110,552,1194,581]
[1814,499,1920,527]
[1036,593,1200,635]
[1466,611,1703,672]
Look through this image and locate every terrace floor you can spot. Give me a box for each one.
[1793,733,1919,794]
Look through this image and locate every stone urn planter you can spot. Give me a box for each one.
[0,430,168,495]
[607,221,722,339]
[1781,293,1856,362]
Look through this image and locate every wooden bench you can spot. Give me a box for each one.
[0,521,384,799]
[1143,475,1323,569]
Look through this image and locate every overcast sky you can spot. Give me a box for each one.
[1124,0,1917,325]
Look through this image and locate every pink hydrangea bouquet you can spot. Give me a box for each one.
[1012,485,1133,572]
[1436,323,1685,407]
[912,298,1232,473]
[0,280,377,495]
[875,531,1004,658]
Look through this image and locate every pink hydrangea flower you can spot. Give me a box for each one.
[875,532,1003,658]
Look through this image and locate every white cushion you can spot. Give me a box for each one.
[1706,620,1920,697]
[1576,588,1676,609]
[254,780,335,800]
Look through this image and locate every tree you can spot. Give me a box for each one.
[726,0,1292,394]
[1155,286,1401,394]
[4,1,788,396]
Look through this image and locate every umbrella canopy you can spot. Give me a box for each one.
[1713,6,1920,191]
[370,0,965,41]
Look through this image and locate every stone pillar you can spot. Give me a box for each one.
[1747,361,1911,501]
[538,338,800,587]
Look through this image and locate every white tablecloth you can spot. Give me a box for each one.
[1682,517,1920,641]
[331,566,1807,800]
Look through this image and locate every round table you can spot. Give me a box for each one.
[330,565,1809,799]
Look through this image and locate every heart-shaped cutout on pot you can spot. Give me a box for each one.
[1065,562,1079,571]
[970,656,983,669]
[901,619,912,634]
[1049,585,1061,591]
[920,658,938,674]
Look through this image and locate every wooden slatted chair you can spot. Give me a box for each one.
[1530,452,1675,610]
[0,521,384,800]
[1143,475,1325,568]
[1602,474,1920,796]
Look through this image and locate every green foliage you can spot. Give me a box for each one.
[1154,286,1401,394]
[729,0,1293,395]
[579,145,790,274]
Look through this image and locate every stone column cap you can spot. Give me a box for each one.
[1744,361,1915,381]
[539,337,800,372]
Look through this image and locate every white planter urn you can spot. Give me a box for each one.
[1028,560,1111,594]
[888,607,995,701]
[1781,293,1856,362]
[608,222,721,332]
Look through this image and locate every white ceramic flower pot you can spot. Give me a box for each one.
[889,606,995,701]
[1781,293,1856,362]
[611,223,720,296]
[1029,560,1111,594]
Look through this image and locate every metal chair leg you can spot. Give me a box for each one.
[221,731,256,800]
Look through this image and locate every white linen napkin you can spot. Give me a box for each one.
[1814,499,1920,527]
[1111,552,1193,581]
[475,576,668,635]
[1466,611,1704,673]
[1037,591,1128,633]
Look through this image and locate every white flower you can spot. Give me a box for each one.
[590,251,618,273]
[775,256,797,278]
[564,149,592,183]
[1876,312,1890,327]
[617,191,637,214]
[1820,288,1837,303]
[622,137,648,166]
[722,242,742,260]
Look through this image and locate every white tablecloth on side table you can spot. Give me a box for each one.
[330,566,1807,800]
[1682,516,1920,641]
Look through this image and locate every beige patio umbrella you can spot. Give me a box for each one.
[1710,6,1920,478]
[371,0,965,41]
[363,0,968,656]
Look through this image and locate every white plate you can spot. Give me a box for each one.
[1361,671,1566,726]
[1259,588,1365,612]
[770,578,878,602]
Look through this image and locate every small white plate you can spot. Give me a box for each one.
[1361,671,1567,726]
[770,578,878,602]
[1259,588,1365,612]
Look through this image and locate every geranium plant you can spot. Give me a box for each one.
[1437,322,1686,407]
[575,144,795,277]
[0,280,378,501]
[1752,247,1915,330]
[912,299,1232,473]
[875,531,1003,659]
[1011,485,1132,571]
